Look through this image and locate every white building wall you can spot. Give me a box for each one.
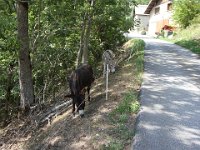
[135,15,150,31]
[148,2,172,36]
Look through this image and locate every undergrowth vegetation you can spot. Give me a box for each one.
[101,39,145,150]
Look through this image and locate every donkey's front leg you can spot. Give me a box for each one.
[72,100,75,116]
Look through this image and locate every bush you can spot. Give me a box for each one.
[129,39,145,58]
[173,0,200,28]
[191,14,200,25]
[140,30,146,35]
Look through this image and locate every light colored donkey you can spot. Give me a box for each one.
[102,50,116,77]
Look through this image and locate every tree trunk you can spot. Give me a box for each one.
[76,13,87,68]
[82,14,91,64]
[81,0,95,64]
[17,1,34,114]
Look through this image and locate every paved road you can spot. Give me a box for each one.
[129,33,200,150]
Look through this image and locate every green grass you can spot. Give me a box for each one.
[128,39,145,58]
[100,141,123,150]
[114,92,140,115]
[175,39,200,54]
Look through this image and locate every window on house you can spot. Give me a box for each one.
[167,3,172,11]
[155,7,160,15]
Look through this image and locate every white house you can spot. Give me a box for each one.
[144,0,173,36]
[134,5,150,32]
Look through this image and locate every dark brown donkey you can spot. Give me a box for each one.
[66,64,95,117]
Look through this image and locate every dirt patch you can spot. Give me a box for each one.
[0,57,141,150]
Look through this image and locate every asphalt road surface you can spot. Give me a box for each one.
[129,33,200,150]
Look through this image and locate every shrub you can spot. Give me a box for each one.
[129,39,145,58]
[191,14,200,25]
[173,0,200,28]
[140,30,146,35]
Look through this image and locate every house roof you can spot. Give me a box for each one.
[144,0,173,14]
[135,5,148,15]
[144,0,158,14]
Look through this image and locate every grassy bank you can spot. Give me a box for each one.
[101,39,145,150]
[175,39,200,54]
[161,24,200,55]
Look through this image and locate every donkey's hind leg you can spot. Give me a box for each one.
[87,86,91,102]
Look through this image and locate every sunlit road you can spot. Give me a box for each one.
[129,32,200,150]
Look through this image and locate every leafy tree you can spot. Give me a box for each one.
[173,0,200,28]
[0,0,19,125]
[93,0,133,50]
